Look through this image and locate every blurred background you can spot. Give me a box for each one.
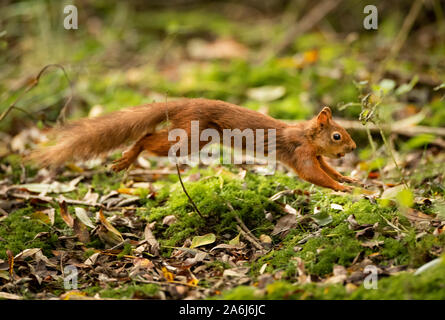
[1,0,444,129]
[0,0,445,174]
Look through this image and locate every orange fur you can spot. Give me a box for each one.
[29,98,357,191]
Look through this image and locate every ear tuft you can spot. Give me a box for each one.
[316,106,332,126]
[321,106,332,118]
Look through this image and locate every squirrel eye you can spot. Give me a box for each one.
[332,132,341,141]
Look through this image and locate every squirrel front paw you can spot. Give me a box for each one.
[339,176,360,184]
[335,184,352,192]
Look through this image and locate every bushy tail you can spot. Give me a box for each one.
[29,103,168,167]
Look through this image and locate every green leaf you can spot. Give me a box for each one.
[229,233,240,246]
[402,133,436,151]
[395,75,418,95]
[434,83,445,91]
[373,79,396,94]
[190,233,216,248]
[312,212,333,226]
[381,185,407,200]
[396,188,414,209]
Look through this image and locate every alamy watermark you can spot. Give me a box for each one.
[63,5,78,30]
[363,5,378,30]
[363,265,378,289]
[63,265,78,290]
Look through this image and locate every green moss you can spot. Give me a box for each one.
[211,286,260,300]
[0,154,37,184]
[350,263,445,300]
[0,206,65,259]
[85,283,159,299]
[141,169,303,250]
[83,249,97,259]
[217,262,445,300]
[91,172,122,193]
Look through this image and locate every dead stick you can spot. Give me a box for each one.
[0,64,73,125]
[236,225,264,251]
[227,202,260,242]
[6,192,105,208]
[175,163,203,218]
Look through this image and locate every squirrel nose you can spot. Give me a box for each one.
[350,143,356,151]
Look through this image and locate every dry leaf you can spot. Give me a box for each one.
[144,223,160,256]
[98,209,124,244]
[0,292,22,300]
[74,207,95,228]
[271,214,297,236]
[162,215,177,226]
[59,201,74,228]
[73,218,90,243]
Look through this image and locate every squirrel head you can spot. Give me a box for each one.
[309,106,356,159]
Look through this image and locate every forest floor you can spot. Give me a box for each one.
[0,2,444,299]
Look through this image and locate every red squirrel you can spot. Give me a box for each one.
[30,98,358,191]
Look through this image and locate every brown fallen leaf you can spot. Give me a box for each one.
[210,243,244,252]
[271,214,297,237]
[405,208,434,223]
[97,209,124,246]
[355,225,376,239]
[183,251,207,267]
[59,200,74,228]
[144,223,160,256]
[73,217,90,243]
[162,215,177,226]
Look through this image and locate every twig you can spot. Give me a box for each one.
[236,225,264,251]
[0,64,73,125]
[378,127,408,187]
[226,202,264,250]
[226,202,261,242]
[175,163,203,218]
[6,192,105,208]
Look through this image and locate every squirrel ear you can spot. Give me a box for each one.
[316,107,332,126]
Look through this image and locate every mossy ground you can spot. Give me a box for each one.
[218,262,445,300]
[1,153,445,299]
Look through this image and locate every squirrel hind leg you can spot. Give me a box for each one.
[111,132,172,172]
[111,148,141,172]
[111,136,149,172]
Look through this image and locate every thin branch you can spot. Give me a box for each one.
[0,64,73,125]
[236,225,264,251]
[175,163,203,218]
[226,202,264,250]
